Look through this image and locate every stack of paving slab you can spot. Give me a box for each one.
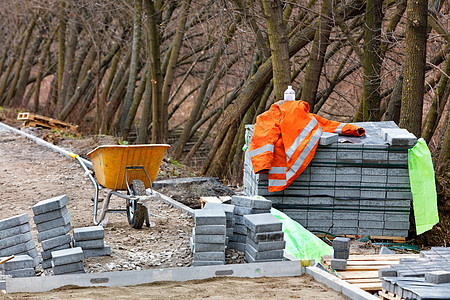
[243,121,416,238]
[330,237,350,271]
[32,195,72,269]
[191,209,226,266]
[203,202,235,246]
[73,226,110,258]
[379,247,450,299]
[229,196,272,253]
[51,247,85,275]
[243,213,285,263]
[0,214,40,268]
[0,255,36,278]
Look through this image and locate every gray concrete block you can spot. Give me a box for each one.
[36,212,71,233]
[0,223,31,240]
[234,224,247,235]
[309,219,332,227]
[385,221,409,230]
[32,195,69,215]
[0,255,34,271]
[192,252,225,261]
[32,206,69,225]
[192,261,224,266]
[333,250,349,260]
[0,213,29,231]
[193,243,225,252]
[194,225,226,235]
[385,131,417,146]
[331,227,358,235]
[41,243,71,260]
[83,245,111,258]
[378,268,397,278]
[311,173,336,182]
[362,150,388,162]
[334,189,360,198]
[41,233,72,251]
[332,220,358,228]
[51,247,84,266]
[331,258,347,271]
[362,168,387,176]
[359,213,384,222]
[194,209,226,226]
[231,195,272,209]
[52,261,84,275]
[226,228,233,236]
[234,215,245,225]
[282,197,309,205]
[361,175,387,183]
[73,238,104,249]
[387,168,409,177]
[308,211,332,220]
[425,271,450,283]
[359,229,384,236]
[193,234,226,244]
[243,213,282,233]
[359,221,384,229]
[246,237,285,252]
[319,132,339,145]
[234,206,270,216]
[361,189,386,198]
[42,258,52,269]
[0,232,33,250]
[228,233,246,243]
[384,213,410,222]
[332,238,350,251]
[0,239,36,257]
[36,224,71,242]
[73,226,104,241]
[203,203,235,217]
[245,243,283,260]
[228,241,246,252]
[4,268,35,278]
[247,230,284,243]
[245,250,283,263]
[387,176,410,184]
[309,188,334,197]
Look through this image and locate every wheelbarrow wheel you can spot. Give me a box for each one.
[127,179,146,229]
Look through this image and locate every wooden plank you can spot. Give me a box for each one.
[337,270,379,279]
[347,254,418,261]
[352,282,382,291]
[379,290,402,300]
[316,234,406,242]
[346,278,381,284]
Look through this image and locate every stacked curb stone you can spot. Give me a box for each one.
[330,237,350,271]
[243,121,415,238]
[32,195,72,269]
[0,213,40,268]
[51,247,85,275]
[0,255,35,278]
[243,213,284,263]
[229,196,272,253]
[191,209,226,266]
[203,202,235,246]
[73,226,111,258]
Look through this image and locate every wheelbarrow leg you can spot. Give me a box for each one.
[145,210,150,227]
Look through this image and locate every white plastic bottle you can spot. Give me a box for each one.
[284,86,295,101]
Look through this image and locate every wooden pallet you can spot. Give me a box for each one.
[200,196,232,208]
[17,112,78,131]
[316,234,406,243]
[321,254,419,293]
[379,288,403,300]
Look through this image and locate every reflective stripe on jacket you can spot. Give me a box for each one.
[249,100,365,192]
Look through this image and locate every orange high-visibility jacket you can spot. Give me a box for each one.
[249,100,365,192]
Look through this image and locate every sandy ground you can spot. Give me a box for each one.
[1,275,349,299]
[0,125,350,298]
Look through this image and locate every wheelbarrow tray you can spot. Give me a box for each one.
[87,144,170,190]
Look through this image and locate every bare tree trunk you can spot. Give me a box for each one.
[138,59,152,144]
[301,0,333,110]
[261,0,290,101]
[399,0,428,137]
[383,73,403,124]
[57,0,67,107]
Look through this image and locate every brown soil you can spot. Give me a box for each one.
[1,274,349,299]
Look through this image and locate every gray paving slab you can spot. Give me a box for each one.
[36,224,72,242]
[51,247,84,266]
[424,271,450,284]
[0,214,29,231]
[36,212,71,233]
[243,213,282,233]
[32,195,69,215]
[194,225,226,235]
[246,237,285,252]
[228,242,246,252]
[4,268,35,278]
[0,223,31,240]
[234,206,270,216]
[33,206,69,225]
[233,224,247,235]
[73,238,104,249]
[331,258,347,271]
[194,209,226,226]
[332,237,350,251]
[73,226,104,241]
[203,203,235,216]
[378,268,397,278]
[319,132,339,146]
[228,233,246,243]
[0,239,36,257]
[193,243,225,253]
[41,243,72,260]
[42,258,52,269]
[52,261,85,275]
[0,232,33,250]
[192,252,225,261]
[0,255,34,271]
[193,234,226,244]
[83,245,111,258]
[333,250,349,260]
[192,261,224,266]
[244,250,283,263]
[245,243,283,260]
[41,233,72,251]
[231,196,272,209]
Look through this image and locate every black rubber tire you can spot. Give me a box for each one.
[126,179,146,229]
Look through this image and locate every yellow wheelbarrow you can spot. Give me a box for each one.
[71,144,170,229]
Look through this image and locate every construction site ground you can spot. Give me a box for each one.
[0,125,353,298]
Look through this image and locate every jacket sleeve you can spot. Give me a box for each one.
[313,114,365,137]
[249,106,281,174]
